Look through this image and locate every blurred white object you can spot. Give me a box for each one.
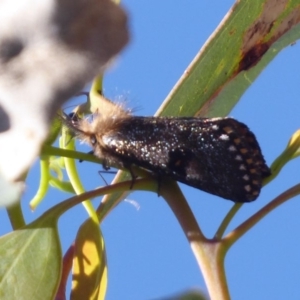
[0,0,129,205]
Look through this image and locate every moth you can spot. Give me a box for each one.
[64,103,270,202]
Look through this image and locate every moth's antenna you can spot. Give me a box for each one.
[59,112,86,136]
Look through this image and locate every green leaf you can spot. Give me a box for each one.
[0,218,61,300]
[157,0,300,118]
[0,189,102,299]
[0,180,140,300]
[49,176,76,194]
[266,129,300,184]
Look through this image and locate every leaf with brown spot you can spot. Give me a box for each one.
[239,0,300,71]
[155,0,300,118]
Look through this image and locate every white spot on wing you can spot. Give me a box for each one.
[243,175,249,181]
[219,134,229,141]
[239,164,246,170]
[244,185,251,192]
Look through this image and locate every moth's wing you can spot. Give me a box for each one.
[101,117,270,202]
[168,118,269,202]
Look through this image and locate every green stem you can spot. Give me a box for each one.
[49,175,75,194]
[90,76,103,98]
[159,180,230,300]
[6,201,25,230]
[160,180,205,240]
[41,178,157,223]
[62,133,98,223]
[214,203,242,239]
[42,145,102,165]
[191,241,230,300]
[264,129,300,185]
[223,183,300,249]
[30,157,50,210]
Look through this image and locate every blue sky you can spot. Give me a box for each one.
[3,1,300,299]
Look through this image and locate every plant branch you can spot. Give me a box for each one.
[43,145,103,165]
[62,133,98,223]
[55,243,74,300]
[30,157,50,210]
[6,201,26,230]
[41,178,158,224]
[159,180,230,300]
[223,183,300,249]
[214,203,243,239]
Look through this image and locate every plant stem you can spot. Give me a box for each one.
[160,180,230,300]
[43,145,103,165]
[215,203,243,239]
[191,241,230,300]
[30,157,50,210]
[56,243,74,300]
[6,201,26,230]
[62,135,98,223]
[223,183,300,249]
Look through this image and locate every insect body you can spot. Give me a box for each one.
[66,107,270,203]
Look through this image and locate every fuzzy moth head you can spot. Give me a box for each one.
[63,102,132,155]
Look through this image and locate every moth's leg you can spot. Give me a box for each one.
[79,150,94,163]
[98,171,109,186]
[124,165,137,189]
[102,158,111,171]
[156,174,163,197]
[97,169,117,186]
